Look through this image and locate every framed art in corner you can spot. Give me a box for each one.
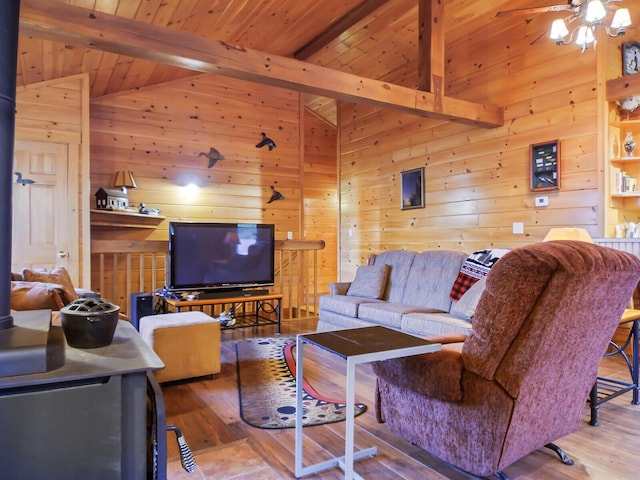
[401,167,424,210]
[530,140,560,191]
[622,41,640,76]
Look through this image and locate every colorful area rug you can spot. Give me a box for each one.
[235,336,367,429]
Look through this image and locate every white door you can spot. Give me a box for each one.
[11,141,70,273]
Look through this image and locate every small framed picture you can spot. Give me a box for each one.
[622,41,640,76]
[401,167,424,210]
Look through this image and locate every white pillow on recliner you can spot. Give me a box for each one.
[346,264,390,299]
[450,277,486,321]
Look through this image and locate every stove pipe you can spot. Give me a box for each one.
[0,0,20,330]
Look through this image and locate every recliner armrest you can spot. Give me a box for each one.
[373,343,464,403]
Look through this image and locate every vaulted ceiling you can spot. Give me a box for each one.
[16,1,567,126]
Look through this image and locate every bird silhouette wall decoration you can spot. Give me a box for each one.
[256,132,276,151]
[198,147,225,168]
[15,172,35,186]
[267,185,284,204]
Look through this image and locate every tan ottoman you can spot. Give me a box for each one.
[139,311,221,383]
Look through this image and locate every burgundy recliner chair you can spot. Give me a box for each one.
[373,240,640,478]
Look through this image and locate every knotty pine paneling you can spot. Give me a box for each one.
[303,108,338,294]
[335,14,605,279]
[90,73,302,244]
[90,72,338,294]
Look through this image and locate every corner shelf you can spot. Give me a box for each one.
[611,193,640,198]
[90,209,165,229]
[611,156,640,163]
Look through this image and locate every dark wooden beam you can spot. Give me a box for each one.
[20,0,503,127]
[417,0,445,95]
[294,0,391,60]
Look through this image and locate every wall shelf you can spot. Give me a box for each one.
[90,209,165,229]
[611,193,640,198]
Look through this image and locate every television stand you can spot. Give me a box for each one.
[157,291,282,333]
[196,289,269,300]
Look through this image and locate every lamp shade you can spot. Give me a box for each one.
[550,19,569,40]
[543,227,594,243]
[611,8,632,29]
[575,25,595,46]
[585,0,607,23]
[114,171,137,189]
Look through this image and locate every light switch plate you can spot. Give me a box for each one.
[513,222,524,234]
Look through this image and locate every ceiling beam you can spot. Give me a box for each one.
[20,0,503,128]
[607,74,640,102]
[294,0,392,60]
[417,0,445,95]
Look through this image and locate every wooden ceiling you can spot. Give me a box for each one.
[16,1,558,126]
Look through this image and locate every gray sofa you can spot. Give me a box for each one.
[317,249,490,337]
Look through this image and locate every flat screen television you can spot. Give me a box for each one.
[167,222,275,294]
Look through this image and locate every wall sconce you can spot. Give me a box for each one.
[114,171,137,193]
[181,182,200,202]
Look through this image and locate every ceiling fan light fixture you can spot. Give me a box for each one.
[585,0,607,23]
[548,0,632,49]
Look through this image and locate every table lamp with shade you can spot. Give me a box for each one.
[543,227,594,243]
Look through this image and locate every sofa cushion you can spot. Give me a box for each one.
[10,281,68,311]
[22,266,79,302]
[401,250,467,312]
[357,302,439,329]
[450,249,509,301]
[317,310,378,331]
[401,311,473,337]
[347,264,390,299]
[319,294,384,318]
[449,277,486,321]
[370,250,417,302]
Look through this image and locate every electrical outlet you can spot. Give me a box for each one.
[287,231,293,240]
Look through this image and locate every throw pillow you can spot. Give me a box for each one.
[449,248,509,301]
[10,281,68,311]
[22,266,79,303]
[450,277,486,321]
[346,264,390,299]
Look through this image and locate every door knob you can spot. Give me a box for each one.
[57,251,67,258]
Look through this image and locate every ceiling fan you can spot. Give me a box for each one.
[496,0,584,18]
[496,1,631,50]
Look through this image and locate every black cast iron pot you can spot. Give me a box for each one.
[60,298,120,349]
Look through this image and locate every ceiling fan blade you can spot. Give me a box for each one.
[496,4,575,18]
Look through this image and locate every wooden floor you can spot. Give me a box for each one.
[162,319,640,479]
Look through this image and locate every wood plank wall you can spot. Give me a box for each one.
[336,19,640,279]
[89,73,338,294]
[14,73,90,286]
[303,109,338,292]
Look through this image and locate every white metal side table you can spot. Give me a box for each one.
[294,326,441,480]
